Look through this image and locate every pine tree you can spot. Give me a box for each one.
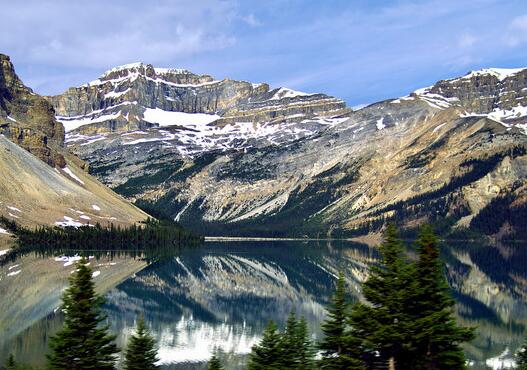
[280,312,316,369]
[409,225,474,370]
[247,321,283,370]
[207,353,224,370]
[347,224,415,369]
[4,354,16,370]
[46,257,119,370]
[295,317,316,369]
[319,272,363,369]
[123,315,159,370]
[516,337,527,370]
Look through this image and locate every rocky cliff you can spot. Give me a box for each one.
[53,65,527,238]
[0,54,148,228]
[0,54,65,167]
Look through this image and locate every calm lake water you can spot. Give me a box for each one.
[1,239,526,369]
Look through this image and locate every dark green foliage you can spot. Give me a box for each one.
[247,321,283,370]
[207,353,224,370]
[516,338,527,370]
[348,225,415,369]
[46,258,119,370]
[470,191,527,240]
[4,354,16,370]
[281,312,316,369]
[247,314,316,370]
[408,225,475,369]
[318,273,348,360]
[0,216,202,262]
[124,315,159,370]
[319,273,364,369]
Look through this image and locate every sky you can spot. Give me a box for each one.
[1,0,527,107]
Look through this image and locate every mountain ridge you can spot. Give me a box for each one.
[49,62,527,238]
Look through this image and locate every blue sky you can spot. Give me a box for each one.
[1,0,527,106]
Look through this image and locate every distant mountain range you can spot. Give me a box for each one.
[3,53,527,238]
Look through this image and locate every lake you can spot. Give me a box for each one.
[0,239,526,369]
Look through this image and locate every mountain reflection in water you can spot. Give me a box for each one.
[0,239,526,369]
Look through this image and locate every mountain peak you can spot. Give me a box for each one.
[451,67,527,82]
[100,62,192,79]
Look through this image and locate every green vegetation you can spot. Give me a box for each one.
[247,315,316,370]
[0,216,202,263]
[46,257,119,370]
[245,224,475,369]
[123,316,159,370]
[207,353,225,370]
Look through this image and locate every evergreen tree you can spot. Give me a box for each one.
[409,225,474,370]
[247,321,283,370]
[347,224,415,369]
[280,312,316,369]
[46,257,119,370]
[319,272,363,369]
[207,353,224,370]
[3,354,16,370]
[516,337,527,370]
[124,315,159,370]
[295,317,316,369]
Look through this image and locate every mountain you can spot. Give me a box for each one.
[50,64,527,238]
[0,54,148,230]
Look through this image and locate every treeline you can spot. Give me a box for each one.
[0,216,203,263]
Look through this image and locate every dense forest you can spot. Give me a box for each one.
[0,216,203,264]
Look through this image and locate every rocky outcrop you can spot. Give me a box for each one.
[0,54,148,228]
[55,65,527,237]
[48,62,350,139]
[0,54,65,167]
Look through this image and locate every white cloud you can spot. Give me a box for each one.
[459,33,477,48]
[505,14,527,46]
[0,0,239,69]
[241,14,262,27]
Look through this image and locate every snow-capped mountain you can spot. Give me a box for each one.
[50,65,527,238]
[49,62,350,156]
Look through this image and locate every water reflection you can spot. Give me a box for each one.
[1,240,526,369]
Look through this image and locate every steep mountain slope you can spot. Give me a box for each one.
[53,65,527,237]
[0,54,147,228]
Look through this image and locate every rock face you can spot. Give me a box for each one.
[0,54,148,228]
[53,65,527,237]
[0,54,65,167]
[48,62,349,139]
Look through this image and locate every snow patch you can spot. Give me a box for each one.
[55,216,85,228]
[143,108,220,128]
[452,68,526,82]
[63,167,85,185]
[270,87,313,100]
[92,204,101,211]
[376,117,386,130]
[92,270,101,278]
[55,255,83,267]
[7,270,21,277]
